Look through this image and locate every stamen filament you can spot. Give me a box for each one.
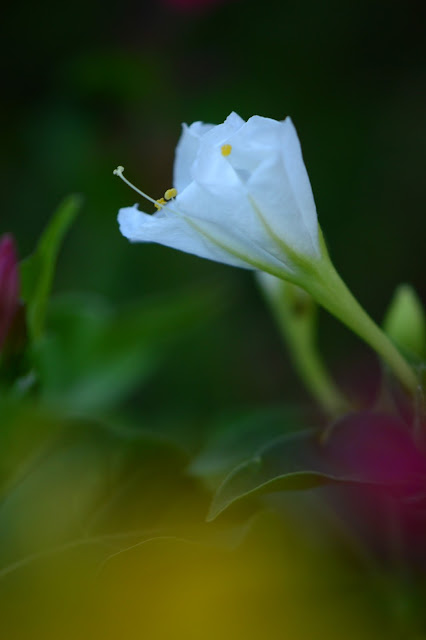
[113,166,161,208]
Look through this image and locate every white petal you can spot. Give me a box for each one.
[185,148,271,243]
[199,111,245,147]
[118,205,249,269]
[173,121,214,193]
[225,115,285,173]
[182,144,307,268]
[281,118,319,251]
[245,123,320,257]
[173,113,245,193]
[118,203,295,277]
[245,155,316,257]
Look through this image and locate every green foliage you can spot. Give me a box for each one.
[0,408,195,568]
[189,406,309,484]
[34,286,222,413]
[207,410,426,521]
[20,195,82,342]
[207,430,337,521]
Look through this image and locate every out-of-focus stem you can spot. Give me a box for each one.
[258,274,349,417]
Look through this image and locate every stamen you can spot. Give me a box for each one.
[155,198,166,210]
[164,188,177,200]
[113,166,161,208]
[221,144,232,157]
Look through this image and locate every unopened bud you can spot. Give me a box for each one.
[383,284,426,360]
[0,234,20,351]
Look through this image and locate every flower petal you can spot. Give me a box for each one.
[118,204,250,269]
[281,118,319,252]
[198,111,245,147]
[181,145,305,268]
[184,148,273,245]
[173,113,244,193]
[247,152,318,257]
[118,202,295,277]
[173,121,214,193]
[225,115,285,173]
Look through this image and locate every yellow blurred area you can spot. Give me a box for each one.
[0,506,391,640]
[0,403,408,639]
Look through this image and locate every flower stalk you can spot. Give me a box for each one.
[299,239,419,394]
[258,273,348,416]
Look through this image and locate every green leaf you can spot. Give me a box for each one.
[0,415,190,565]
[20,195,82,341]
[35,286,223,413]
[189,407,309,483]
[207,411,426,521]
[207,430,337,521]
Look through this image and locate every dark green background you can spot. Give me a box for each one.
[2,0,425,410]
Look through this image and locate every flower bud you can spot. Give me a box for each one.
[0,234,20,351]
[383,284,426,360]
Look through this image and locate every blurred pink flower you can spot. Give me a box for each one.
[0,234,20,351]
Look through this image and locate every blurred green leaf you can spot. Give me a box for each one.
[189,407,309,484]
[35,285,224,413]
[208,410,426,521]
[0,417,192,565]
[20,195,82,342]
[207,430,336,521]
[0,397,61,496]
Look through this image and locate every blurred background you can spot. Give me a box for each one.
[2,0,425,410]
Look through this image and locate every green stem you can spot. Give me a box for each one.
[260,279,348,416]
[305,257,418,394]
[287,325,348,416]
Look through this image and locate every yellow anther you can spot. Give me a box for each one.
[155,198,166,210]
[164,187,177,200]
[221,144,232,157]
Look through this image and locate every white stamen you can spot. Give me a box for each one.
[113,166,161,208]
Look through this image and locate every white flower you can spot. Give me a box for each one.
[115,113,419,392]
[117,112,323,282]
